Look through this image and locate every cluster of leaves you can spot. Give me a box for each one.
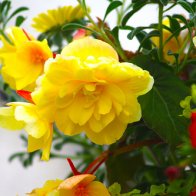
[109,175,196,196]
[0,0,28,32]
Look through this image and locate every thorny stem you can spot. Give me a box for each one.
[158,3,164,61]
[77,0,128,62]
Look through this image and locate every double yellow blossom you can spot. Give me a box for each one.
[27,174,110,196]
[32,5,85,33]
[32,37,154,145]
[0,102,53,160]
[0,27,52,90]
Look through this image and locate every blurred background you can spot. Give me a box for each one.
[0,0,187,195]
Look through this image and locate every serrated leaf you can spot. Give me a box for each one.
[103,1,122,22]
[130,55,190,144]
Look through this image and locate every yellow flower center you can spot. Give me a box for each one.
[32,51,46,64]
[74,184,88,196]
[82,83,104,96]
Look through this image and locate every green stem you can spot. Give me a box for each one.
[179,43,194,72]
[158,3,164,61]
[117,0,126,26]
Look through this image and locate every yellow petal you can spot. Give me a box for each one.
[32,5,85,33]
[41,127,53,161]
[87,181,110,196]
[97,92,112,115]
[25,120,49,138]
[0,106,24,130]
[27,126,53,161]
[61,37,119,61]
[55,108,83,136]
[14,105,37,123]
[68,95,94,126]
[6,27,32,46]
[27,179,62,196]
[58,174,95,190]
[88,111,115,133]
[86,118,127,145]
[117,62,154,96]
[28,135,43,152]
[119,95,141,124]
[106,84,126,106]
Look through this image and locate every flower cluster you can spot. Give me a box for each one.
[0,26,153,160]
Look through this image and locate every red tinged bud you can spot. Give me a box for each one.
[164,166,180,181]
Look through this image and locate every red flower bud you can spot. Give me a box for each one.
[164,166,180,181]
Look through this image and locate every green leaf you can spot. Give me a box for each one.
[177,0,194,14]
[172,14,192,41]
[6,7,28,23]
[108,183,121,196]
[122,1,146,26]
[103,1,123,22]
[0,1,11,16]
[127,25,158,40]
[106,152,145,192]
[138,30,160,51]
[165,15,181,37]
[130,55,190,144]
[15,15,26,26]
[150,184,166,195]
[62,23,97,34]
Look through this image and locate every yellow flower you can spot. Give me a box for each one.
[27,179,63,196]
[0,102,53,160]
[32,37,154,145]
[32,5,85,33]
[27,174,110,196]
[152,18,184,63]
[0,27,53,90]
